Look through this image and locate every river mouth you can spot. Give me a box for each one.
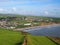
[23,24,60,38]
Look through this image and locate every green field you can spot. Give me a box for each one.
[0,28,24,45]
[0,28,58,45]
[27,35,57,45]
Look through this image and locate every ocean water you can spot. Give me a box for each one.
[24,24,60,38]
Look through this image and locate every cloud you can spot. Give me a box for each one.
[0,0,60,17]
[12,7,16,11]
[0,8,9,14]
[44,11,49,15]
[0,8,4,12]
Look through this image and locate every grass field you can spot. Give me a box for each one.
[0,28,58,45]
[27,35,57,45]
[0,28,24,45]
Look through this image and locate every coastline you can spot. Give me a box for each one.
[15,23,60,31]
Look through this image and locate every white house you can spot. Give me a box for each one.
[24,23,31,26]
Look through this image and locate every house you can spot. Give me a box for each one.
[24,23,32,26]
[0,21,6,26]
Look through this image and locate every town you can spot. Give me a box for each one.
[0,14,60,29]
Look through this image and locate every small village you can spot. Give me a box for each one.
[0,15,58,29]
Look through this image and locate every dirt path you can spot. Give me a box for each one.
[22,37,27,45]
[21,32,27,45]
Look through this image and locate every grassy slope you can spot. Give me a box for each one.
[27,35,57,45]
[0,28,24,45]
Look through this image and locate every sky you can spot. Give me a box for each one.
[0,0,60,17]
